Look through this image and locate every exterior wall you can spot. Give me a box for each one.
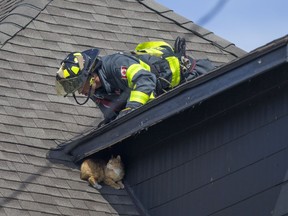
[124,66,288,216]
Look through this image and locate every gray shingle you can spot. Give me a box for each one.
[0,23,21,36]
[44,6,65,17]
[13,5,40,17]
[68,190,92,200]
[51,168,72,180]
[47,24,73,36]
[29,101,49,110]
[204,32,234,48]
[59,34,77,44]
[0,86,19,98]
[19,200,44,212]
[70,198,88,209]
[56,206,74,216]
[0,106,7,115]
[66,180,90,191]
[0,152,24,163]
[58,189,71,198]
[0,169,21,181]
[0,50,25,63]
[3,14,31,27]
[182,22,212,36]
[32,48,55,58]
[36,13,57,24]
[108,17,131,27]
[0,141,19,153]
[34,118,67,131]
[47,92,70,102]
[53,196,74,208]
[0,32,10,45]
[4,208,30,216]
[43,128,67,140]
[13,162,37,173]
[162,11,190,24]
[39,31,61,41]
[23,127,46,139]
[224,44,246,57]
[136,0,171,13]
[0,59,12,70]
[8,62,31,74]
[4,107,37,118]
[23,0,51,9]
[49,177,70,188]
[84,200,111,212]
[0,197,22,209]
[7,98,34,110]
[0,188,34,202]
[0,0,49,44]
[1,124,25,136]
[109,41,129,51]
[9,35,31,46]
[56,42,75,52]
[18,28,43,40]
[67,208,92,216]
[128,19,160,29]
[92,5,111,16]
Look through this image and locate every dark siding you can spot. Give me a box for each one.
[120,65,288,216]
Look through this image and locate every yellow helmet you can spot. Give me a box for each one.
[55,49,101,96]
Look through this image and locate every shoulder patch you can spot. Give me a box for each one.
[121,66,127,79]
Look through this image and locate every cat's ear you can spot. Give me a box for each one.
[116,155,121,160]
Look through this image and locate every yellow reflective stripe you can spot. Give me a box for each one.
[149,92,155,100]
[90,77,95,85]
[63,69,70,78]
[71,66,80,74]
[166,56,181,87]
[135,41,173,51]
[139,60,151,71]
[126,64,143,88]
[129,90,150,105]
[135,49,163,57]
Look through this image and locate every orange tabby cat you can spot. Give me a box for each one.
[80,155,125,190]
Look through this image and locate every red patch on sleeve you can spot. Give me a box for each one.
[121,66,127,79]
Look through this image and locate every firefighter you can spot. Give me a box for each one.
[55,48,158,125]
[55,38,215,125]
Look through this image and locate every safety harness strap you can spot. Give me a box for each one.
[73,85,92,105]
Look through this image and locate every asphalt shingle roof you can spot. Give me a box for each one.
[0,0,246,215]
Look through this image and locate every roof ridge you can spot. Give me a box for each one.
[137,0,246,57]
[0,0,52,48]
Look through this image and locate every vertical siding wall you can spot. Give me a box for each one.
[125,67,288,216]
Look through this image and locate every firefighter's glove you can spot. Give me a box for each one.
[117,107,134,119]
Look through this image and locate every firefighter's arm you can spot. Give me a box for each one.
[125,63,156,110]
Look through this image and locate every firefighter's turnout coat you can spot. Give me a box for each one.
[91,41,214,121]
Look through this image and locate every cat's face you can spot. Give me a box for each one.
[107,155,122,169]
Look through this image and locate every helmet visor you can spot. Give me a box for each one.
[55,75,86,96]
